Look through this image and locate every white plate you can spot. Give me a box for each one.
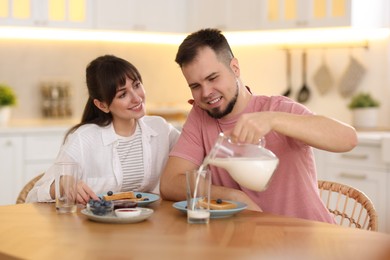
[98,192,160,207]
[81,207,153,224]
[172,200,247,219]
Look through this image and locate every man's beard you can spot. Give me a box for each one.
[207,85,239,119]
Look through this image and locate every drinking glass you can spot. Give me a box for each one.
[186,169,211,224]
[54,162,79,214]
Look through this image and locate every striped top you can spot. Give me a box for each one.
[117,124,144,191]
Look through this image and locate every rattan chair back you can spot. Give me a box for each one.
[318,180,378,231]
[16,173,44,204]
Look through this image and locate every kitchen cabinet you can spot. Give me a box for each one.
[187,0,263,32]
[94,0,187,33]
[314,133,390,234]
[0,126,67,206]
[0,136,23,205]
[0,0,93,28]
[259,0,388,30]
[23,132,63,185]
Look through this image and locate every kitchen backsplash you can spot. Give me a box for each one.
[0,37,389,127]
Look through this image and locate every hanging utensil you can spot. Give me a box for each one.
[282,49,292,97]
[297,50,311,103]
[338,49,366,98]
[313,50,334,95]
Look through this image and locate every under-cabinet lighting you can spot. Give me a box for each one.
[0,27,186,44]
[0,26,389,46]
[224,27,390,47]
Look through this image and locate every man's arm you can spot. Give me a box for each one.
[160,156,262,211]
[232,112,357,152]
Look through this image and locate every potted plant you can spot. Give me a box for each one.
[0,83,17,126]
[348,92,380,128]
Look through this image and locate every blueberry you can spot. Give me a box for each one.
[107,191,113,196]
[136,193,142,198]
[144,198,149,201]
[216,199,223,204]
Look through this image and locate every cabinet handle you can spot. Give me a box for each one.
[341,154,368,160]
[339,172,367,180]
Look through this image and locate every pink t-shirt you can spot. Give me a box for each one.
[170,94,335,224]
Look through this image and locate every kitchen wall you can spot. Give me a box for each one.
[0,35,389,127]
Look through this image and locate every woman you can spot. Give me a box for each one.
[26,55,180,204]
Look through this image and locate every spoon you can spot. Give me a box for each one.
[282,49,292,97]
[297,50,311,103]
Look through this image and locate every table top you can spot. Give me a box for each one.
[0,200,389,260]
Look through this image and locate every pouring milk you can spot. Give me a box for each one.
[201,133,279,192]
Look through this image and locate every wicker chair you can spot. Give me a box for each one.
[16,173,44,204]
[318,180,378,231]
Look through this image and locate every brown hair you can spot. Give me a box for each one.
[175,28,234,68]
[64,55,142,141]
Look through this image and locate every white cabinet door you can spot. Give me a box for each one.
[0,136,23,205]
[24,162,50,184]
[94,0,187,32]
[187,0,263,32]
[36,0,93,28]
[226,0,263,31]
[24,133,63,161]
[21,129,65,186]
[22,132,64,186]
[326,165,388,233]
[259,0,387,30]
[94,0,136,30]
[315,142,390,234]
[187,0,228,31]
[0,0,36,26]
[0,0,93,28]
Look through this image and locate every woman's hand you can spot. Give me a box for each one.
[76,180,100,205]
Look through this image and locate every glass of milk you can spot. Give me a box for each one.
[186,169,211,224]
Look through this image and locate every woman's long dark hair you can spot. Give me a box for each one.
[64,55,142,141]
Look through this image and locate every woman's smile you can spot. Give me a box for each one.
[129,102,143,111]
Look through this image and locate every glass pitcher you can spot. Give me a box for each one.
[204,133,279,192]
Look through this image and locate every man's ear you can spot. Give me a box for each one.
[230,57,240,77]
[93,99,110,113]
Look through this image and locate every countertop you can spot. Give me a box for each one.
[0,119,76,134]
[357,131,390,145]
[0,117,184,133]
[1,119,389,142]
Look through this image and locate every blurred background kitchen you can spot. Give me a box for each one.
[1,0,390,232]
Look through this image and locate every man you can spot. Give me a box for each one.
[160,28,357,223]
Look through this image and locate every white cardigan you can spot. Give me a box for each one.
[26,116,180,202]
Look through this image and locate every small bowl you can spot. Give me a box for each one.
[112,200,138,210]
[88,200,114,216]
[115,208,142,218]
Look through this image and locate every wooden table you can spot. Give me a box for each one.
[0,200,389,260]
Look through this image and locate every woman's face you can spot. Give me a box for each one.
[108,77,146,122]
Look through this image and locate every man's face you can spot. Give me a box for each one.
[181,47,239,119]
